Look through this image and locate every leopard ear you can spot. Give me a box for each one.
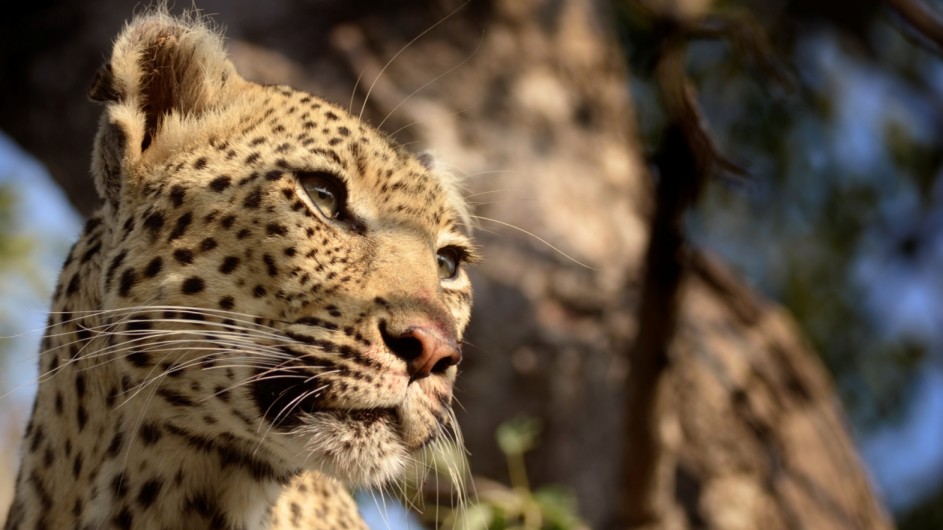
[89,11,239,206]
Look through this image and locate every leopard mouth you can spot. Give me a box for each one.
[250,366,400,430]
[251,366,322,429]
[327,407,398,425]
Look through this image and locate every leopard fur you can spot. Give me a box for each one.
[3,10,474,530]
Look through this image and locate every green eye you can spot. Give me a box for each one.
[299,171,346,219]
[436,247,462,280]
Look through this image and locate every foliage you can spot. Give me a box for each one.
[0,185,37,292]
[420,418,589,530]
[0,184,40,359]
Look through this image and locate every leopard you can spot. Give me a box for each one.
[3,9,475,530]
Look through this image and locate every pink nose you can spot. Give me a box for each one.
[381,323,462,381]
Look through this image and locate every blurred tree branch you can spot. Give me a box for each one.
[886,0,943,51]
[615,5,755,525]
[613,1,890,529]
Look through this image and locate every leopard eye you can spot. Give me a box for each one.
[436,247,462,280]
[298,171,346,220]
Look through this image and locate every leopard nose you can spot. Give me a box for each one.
[380,322,462,381]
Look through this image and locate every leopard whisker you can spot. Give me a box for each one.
[357,0,470,121]
[117,361,311,415]
[97,304,291,329]
[124,350,308,391]
[462,188,508,200]
[55,322,306,363]
[116,349,239,409]
[88,326,296,349]
[114,349,307,408]
[218,367,339,401]
[382,91,482,141]
[33,308,297,366]
[469,214,597,270]
[37,333,294,383]
[41,303,285,332]
[254,385,330,450]
[207,368,340,406]
[370,489,395,526]
[375,30,483,131]
[259,384,323,436]
[382,119,421,140]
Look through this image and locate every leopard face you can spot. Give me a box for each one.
[105,92,474,487]
[93,46,475,492]
[97,11,471,478]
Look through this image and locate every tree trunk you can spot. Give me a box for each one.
[0,1,892,528]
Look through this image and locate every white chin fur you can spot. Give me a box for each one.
[294,411,409,488]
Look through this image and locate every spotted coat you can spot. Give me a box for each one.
[4,10,474,530]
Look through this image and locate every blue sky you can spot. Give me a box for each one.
[0,132,81,406]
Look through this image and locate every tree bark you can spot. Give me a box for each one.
[0,1,892,528]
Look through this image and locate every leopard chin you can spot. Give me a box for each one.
[250,368,448,486]
[294,409,410,487]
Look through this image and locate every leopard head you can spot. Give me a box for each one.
[86,11,475,488]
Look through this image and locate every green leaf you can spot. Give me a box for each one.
[533,486,586,529]
[495,417,542,457]
[455,503,495,530]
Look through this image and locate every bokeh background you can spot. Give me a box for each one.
[623,0,943,522]
[1,0,942,528]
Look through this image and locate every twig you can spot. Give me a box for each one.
[613,3,790,526]
[886,0,943,51]
[614,34,699,529]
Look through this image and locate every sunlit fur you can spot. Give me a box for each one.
[4,8,474,530]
